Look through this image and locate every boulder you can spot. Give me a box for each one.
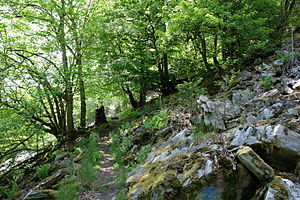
[197,95,241,130]
[274,60,283,66]
[292,79,300,90]
[236,146,274,181]
[255,176,300,200]
[230,124,300,172]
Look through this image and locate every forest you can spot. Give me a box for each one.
[0,0,299,200]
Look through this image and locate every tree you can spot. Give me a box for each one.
[0,0,102,142]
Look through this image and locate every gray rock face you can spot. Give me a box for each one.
[274,59,283,66]
[292,79,300,90]
[281,178,300,200]
[261,176,300,200]
[231,123,300,151]
[198,95,241,130]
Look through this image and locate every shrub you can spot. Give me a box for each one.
[109,128,133,167]
[119,109,143,121]
[143,110,169,130]
[137,144,152,163]
[56,178,79,200]
[193,120,206,141]
[262,76,272,90]
[176,80,206,107]
[36,163,51,180]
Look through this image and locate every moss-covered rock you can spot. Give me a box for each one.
[236,146,274,181]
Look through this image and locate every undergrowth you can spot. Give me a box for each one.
[143,109,169,130]
[0,170,23,199]
[56,133,101,200]
[36,163,52,180]
[110,120,155,200]
[176,79,206,108]
[192,120,218,141]
[262,76,272,90]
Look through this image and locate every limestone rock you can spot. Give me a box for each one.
[274,59,283,66]
[236,146,274,181]
[292,79,300,90]
[198,95,241,130]
[258,176,300,200]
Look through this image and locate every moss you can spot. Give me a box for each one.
[269,176,289,200]
[183,157,204,180]
[237,146,274,181]
[154,143,179,156]
[218,155,232,169]
[128,161,179,199]
[221,170,238,200]
[128,150,210,199]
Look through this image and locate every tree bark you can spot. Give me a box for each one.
[59,0,74,138]
[77,55,86,129]
[95,106,107,126]
[213,35,219,65]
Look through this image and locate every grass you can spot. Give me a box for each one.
[137,144,152,163]
[56,178,79,200]
[119,109,144,121]
[0,170,23,199]
[36,163,52,180]
[56,133,102,200]
[143,109,169,130]
[262,76,272,90]
[109,122,133,168]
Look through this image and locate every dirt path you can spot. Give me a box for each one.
[79,121,120,200]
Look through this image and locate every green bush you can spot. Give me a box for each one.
[36,163,51,180]
[56,179,79,200]
[109,122,134,168]
[137,144,152,163]
[143,110,169,130]
[262,76,272,90]
[193,120,206,141]
[176,80,206,107]
[116,191,128,200]
[0,183,19,200]
[119,109,143,121]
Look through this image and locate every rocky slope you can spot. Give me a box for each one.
[125,54,300,199]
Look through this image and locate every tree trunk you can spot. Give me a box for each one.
[77,56,86,129]
[95,106,107,126]
[213,35,219,65]
[199,36,209,69]
[122,86,139,108]
[59,0,74,138]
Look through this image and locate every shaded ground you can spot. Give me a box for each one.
[79,121,120,200]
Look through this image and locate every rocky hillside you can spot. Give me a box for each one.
[124,53,300,199]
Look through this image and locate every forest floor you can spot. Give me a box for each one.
[79,121,120,200]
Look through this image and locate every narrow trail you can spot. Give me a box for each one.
[79,121,120,200]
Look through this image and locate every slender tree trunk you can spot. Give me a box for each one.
[59,0,74,138]
[213,35,219,65]
[122,86,138,108]
[200,39,208,68]
[77,55,86,129]
[161,53,171,95]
